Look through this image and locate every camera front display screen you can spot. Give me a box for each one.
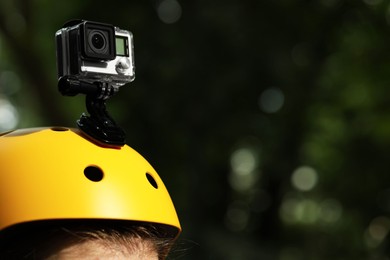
[115,37,128,56]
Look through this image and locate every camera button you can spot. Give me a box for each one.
[115,58,131,74]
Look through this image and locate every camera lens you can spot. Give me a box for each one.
[88,30,108,54]
[91,33,105,50]
[82,22,115,60]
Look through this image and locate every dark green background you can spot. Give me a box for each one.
[1,0,390,259]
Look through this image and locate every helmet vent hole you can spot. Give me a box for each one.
[146,173,158,189]
[51,127,69,132]
[84,166,104,182]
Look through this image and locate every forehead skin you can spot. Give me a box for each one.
[46,239,158,260]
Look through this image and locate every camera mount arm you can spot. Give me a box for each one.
[58,76,126,147]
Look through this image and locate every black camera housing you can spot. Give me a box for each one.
[56,20,134,86]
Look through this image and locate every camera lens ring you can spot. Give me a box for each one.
[88,30,108,54]
[91,33,105,49]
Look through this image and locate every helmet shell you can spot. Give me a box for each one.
[0,127,180,236]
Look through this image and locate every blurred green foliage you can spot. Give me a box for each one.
[2,0,390,259]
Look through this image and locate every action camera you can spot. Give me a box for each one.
[56,20,135,87]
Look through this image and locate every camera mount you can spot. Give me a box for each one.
[58,76,126,147]
[55,20,134,147]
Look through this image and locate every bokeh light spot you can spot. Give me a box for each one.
[229,148,259,192]
[225,201,250,232]
[279,197,300,224]
[0,98,19,131]
[6,11,26,35]
[280,197,321,225]
[291,166,318,191]
[157,0,182,24]
[365,216,390,248]
[295,199,320,224]
[259,87,284,113]
[0,71,21,95]
[319,199,343,223]
[280,195,341,226]
[230,148,257,176]
[369,217,390,241]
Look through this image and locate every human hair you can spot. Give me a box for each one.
[0,220,178,259]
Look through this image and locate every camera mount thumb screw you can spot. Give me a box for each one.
[58,76,126,147]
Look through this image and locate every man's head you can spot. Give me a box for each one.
[48,231,157,260]
[0,128,181,258]
[0,221,175,259]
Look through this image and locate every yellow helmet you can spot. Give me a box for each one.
[0,127,180,237]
